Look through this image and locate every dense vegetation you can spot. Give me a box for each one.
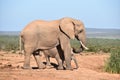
[0,35,19,52]
[86,38,120,53]
[0,35,120,53]
[0,35,120,73]
[104,50,120,73]
[71,38,120,53]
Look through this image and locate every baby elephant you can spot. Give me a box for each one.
[41,46,79,70]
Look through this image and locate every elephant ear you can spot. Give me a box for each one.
[59,18,75,39]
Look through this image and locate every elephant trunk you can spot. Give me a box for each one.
[77,30,88,52]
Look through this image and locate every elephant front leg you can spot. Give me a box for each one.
[64,48,73,70]
[61,44,72,70]
[59,35,73,70]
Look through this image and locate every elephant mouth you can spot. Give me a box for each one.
[79,41,89,50]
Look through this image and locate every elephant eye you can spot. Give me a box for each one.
[79,29,83,33]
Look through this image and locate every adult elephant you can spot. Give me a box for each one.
[20,17,88,70]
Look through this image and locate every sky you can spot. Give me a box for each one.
[0,0,120,31]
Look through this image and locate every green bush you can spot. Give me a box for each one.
[0,35,120,54]
[70,38,120,53]
[0,35,19,52]
[87,46,100,53]
[86,38,120,53]
[104,50,120,73]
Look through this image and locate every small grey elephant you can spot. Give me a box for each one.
[41,46,79,70]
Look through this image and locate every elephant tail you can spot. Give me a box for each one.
[19,34,24,55]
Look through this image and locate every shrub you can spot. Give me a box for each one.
[104,50,120,73]
[0,35,19,52]
[0,35,120,54]
[70,38,120,53]
[87,46,99,53]
[86,38,120,53]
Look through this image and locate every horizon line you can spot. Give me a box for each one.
[0,27,120,32]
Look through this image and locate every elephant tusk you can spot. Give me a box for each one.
[80,41,89,50]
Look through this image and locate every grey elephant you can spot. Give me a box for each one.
[41,46,79,70]
[20,17,88,70]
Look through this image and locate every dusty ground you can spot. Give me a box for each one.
[0,51,120,80]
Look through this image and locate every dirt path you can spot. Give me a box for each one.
[0,51,120,80]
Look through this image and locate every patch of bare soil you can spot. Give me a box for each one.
[0,51,120,80]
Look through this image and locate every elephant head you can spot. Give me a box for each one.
[59,17,88,52]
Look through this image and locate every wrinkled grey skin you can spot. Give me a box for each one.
[41,46,78,70]
[20,17,88,70]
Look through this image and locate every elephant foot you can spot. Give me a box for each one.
[57,66,64,70]
[46,63,52,66]
[38,64,46,69]
[22,66,32,69]
[65,66,73,70]
[74,66,79,69]
[46,65,53,69]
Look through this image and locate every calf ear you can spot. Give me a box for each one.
[59,18,75,39]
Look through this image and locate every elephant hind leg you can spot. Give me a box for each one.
[55,54,64,70]
[45,56,54,69]
[23,46,34,69]
[42,50,51,66]
[33,51,46,69]
[46,56,52,66]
